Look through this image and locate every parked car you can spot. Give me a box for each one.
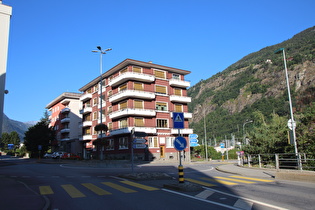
[61,153,81,160]
[52,151,66,159]
[43,152,53,158]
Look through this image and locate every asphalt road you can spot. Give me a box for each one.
[1,157,314,210]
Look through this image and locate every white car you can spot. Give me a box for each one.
[43,152,53,158]
[52,151,66,159]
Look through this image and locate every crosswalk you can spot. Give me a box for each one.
[36,175,274,198]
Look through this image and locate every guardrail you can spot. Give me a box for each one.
[239,153,315,171]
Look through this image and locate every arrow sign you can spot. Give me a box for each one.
[189,134,198,139]
[174,136,187,151]
[133,144,147,149]
[190,139,198,143]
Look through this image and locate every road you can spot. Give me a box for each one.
[0,156,314,210]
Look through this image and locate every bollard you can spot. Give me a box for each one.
[178,165,184,183]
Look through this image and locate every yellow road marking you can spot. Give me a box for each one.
[61,184,86,198]
[39,186,53,195]
[201,177,238,185]
[215,176,256,184]
[185,178,216,187]
[102,182,137,193]
[81,183,112,195]
[120,180,159,191]
[230,176,274,182]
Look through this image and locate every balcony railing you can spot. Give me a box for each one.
[109,89,155,103]
[169,95,191,103]
[60,117,70,124]
[171,128,193,134]
[169,79,190,88]
[60,128,70,133]
[79,135,93,141]
[109,126,156,136]
[170,112,192,119]
[79,106,92,114]
[82,121,92,127]
[109,108,156,119]
[108,72,155,86]
[61,107,70,113]
[80,93,92,102]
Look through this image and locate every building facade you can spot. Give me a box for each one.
[79,59,193,161]
[46,92,82,155]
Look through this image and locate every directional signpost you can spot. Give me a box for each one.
[189,134,199,147]
[133,138,147,149]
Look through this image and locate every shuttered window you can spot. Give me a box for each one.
[154,70,166,79]
[120,67,128,74]
[175,104,182,112]
[135,117,144,127]
[108,106,112,113]
[119,101,127,110]
[133,66,142,73]
[134,100,143,109]
[119,83,127,91]
[155,85,167,94]
[120,118,128,128]
[134,82,143,91]
[108,122,112,130]
[174,88,182,96]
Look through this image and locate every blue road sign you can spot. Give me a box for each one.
[189,134,198,139]
[190,142,200,147]
[173,112,184,129]
[174,136,187,151]
[220,143,225,148]
[190,139,198,143]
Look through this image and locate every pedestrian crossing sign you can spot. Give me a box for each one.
[173,112,184,129]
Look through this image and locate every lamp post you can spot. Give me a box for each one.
[242,120,253,145]
[92,46,112,160]
[274,47,302,170]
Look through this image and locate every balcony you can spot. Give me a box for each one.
[60,128,70,134]
[171,128,193,134]
[169,79,190,88]
[169,95,191,103]
[109,127,156,136]
[60,117,70,124]
[109,108,156,119]
[80,93,92,102]
[60,137,70,141]
[170,112,192,119]
[109,90,155,103]
[80,135,93,141]
[61,107,70,113]
[82,121,92,127]
[79,106,92,114]
[108,72,155,87]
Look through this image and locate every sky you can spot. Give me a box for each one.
[3,0,315,122]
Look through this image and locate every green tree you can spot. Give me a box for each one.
[0,131,20,152]
[24,119,55,158]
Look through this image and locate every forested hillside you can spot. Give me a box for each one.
[188,26,315,154]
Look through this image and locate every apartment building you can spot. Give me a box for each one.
[79,59,193,161]
[46,92,82,154]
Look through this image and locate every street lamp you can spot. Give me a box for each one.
[242,120,253,145]
[274,48,302,170]
[92,46,112,160]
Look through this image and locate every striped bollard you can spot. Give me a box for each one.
[178,165,184,183]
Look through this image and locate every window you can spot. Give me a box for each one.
[157,119,168,128]
[106,139,114,150]
[166,137,174,148]
[119,83,127,91]
[93,97,98,106]
[156,102,167,111]
[119,137,128,149]
[83,114,91,121]
[148,137,158,148]
[93,112,98,120]
[175,104,183,112]
[108,122,112,130]
[132,66,142,73]
[108,106,112,114]
[87,88,92,93]
[135,117,144,127]
[174,88,182,96]
[101,109,105,120]
[108,90,112,97]
[154,70,166,79]
[120,67,128,74]
[155,85,167,94]
[134,100,143,109]
[134,82,143,91]
[94,84,99,92]
[172,74,180,80]
[119,101,127,110]
[120,118,128,128]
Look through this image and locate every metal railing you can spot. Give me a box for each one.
[239,153,315,171]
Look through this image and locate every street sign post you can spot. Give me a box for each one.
[174,136,187,151]
[173,112,184,129]
[189,134,199,147]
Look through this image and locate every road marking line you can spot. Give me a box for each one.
[120,180,159,191]
[215,176,256,184]
[39,186,54,195]
[234,199,253,210]
[102,182,137,193]
[81,183,112,195]
[185,178,216,187]
[230,176,274,182]
[195,189,214,199]
[201,177,238,185]
[61,184,86,198]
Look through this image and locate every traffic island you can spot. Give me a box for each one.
[163,181,203,192]
[276,170,315,183]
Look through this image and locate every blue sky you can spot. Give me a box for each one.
[3,0,315,122]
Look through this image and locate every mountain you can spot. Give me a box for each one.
[2,114,36,141]
[188,26,315,141]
